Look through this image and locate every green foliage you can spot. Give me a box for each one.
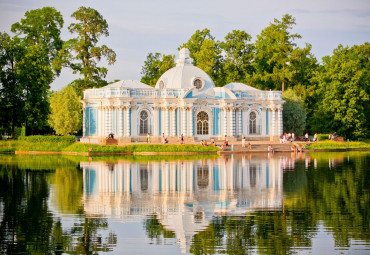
[219,30,255,84]
[49,85,82,135]
[0,32,25,138]
[140,53,175,86]
[18,135,76,143]
[253,14,302,92]
[9,7,64,134]
[311,43,370,139]
[316,133,330,141]
[282,89,307,135]
[57,6,116,94]
[306,141,370,150]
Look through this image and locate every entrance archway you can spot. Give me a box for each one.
[196,111,209,136]
[139,110,149,135]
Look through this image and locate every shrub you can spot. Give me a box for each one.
[18,135,76,143]
[317,134,330,141]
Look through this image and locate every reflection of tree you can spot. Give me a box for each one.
[141,152,369,254]
[0,166,54,254]
[0,157,117,254]
[50,167,84,214]
[144,215,175,244]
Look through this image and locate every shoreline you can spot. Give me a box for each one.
[10,147,370,156]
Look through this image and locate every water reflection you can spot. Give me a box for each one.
[81,155,283,252]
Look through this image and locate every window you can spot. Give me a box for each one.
[140,110,149,134]
[197,111,209,135]
[159,80,165,89]
[249,111,257,134]
[193,78,203,89]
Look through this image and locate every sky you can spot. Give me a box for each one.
[0,0,369,91]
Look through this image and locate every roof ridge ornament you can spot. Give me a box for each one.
[176,48,193,66]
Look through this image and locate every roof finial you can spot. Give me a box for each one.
[176,48,193,66]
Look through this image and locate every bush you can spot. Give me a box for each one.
[317,134,330,141]
[18,135,76,143]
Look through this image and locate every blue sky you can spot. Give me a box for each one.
[1,0,369,91]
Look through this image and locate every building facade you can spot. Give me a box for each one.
[81,48,284,143]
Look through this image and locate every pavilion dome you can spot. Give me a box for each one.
[155,48,215,90]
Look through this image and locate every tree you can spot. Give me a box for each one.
[10,7,64,135]
[310,43,370,139]
[0,33,25,138]
[140,53,175,86]
[219,30,255,84]
[282,89,307,135]
[58,6,116,96]
[49,85,81,136]
[253,14,301,92]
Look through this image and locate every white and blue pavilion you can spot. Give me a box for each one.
[81,48,284,143]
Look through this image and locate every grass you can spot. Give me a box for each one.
[0,140,219,154]
[305,140,370,150]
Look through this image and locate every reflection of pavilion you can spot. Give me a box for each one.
[81,156,283,253]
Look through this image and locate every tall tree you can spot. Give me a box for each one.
[253,14,301,92]
[58,6,116,96]
[310,43,370,139]
[140,53,175,86]
[282,89,307,135]
[219,30,255,84]
[49,85,81,136]
[10,7,64,135]
[0,33,25,138]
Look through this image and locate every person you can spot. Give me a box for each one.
[224,135,229,146]
[248,142,252,150]
[231,144,234,151]
[242,134,246,148]
[180,134,184,144]
[200,140,204,146]
[305,133,309,142]
[329,133,332,140]
[268,144,274,152]
[204,140,208,146]
[162,133,166,144]
[313,133,317,142]
[147,133,150,143]
[292,133,295,142]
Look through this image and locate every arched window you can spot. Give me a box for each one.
[196,111,209,135]
[249,111,257,134]
[140,110,149,135]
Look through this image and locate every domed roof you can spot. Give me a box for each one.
[155,48,215,90]
[224,82,261,91]
[103,80,154,89]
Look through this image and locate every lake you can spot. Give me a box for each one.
[0,152,369,254]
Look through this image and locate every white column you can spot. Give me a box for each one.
[82,105,86,137]
[238,108,242,136]
[278,106,283,135]
[118,106,123,137]
[271,107,276,136]
[229,107,235,137]
[182,107,187,136]
[125,106,131,137]
[104,107,109,137]
[188,107,193,136]
[153,106,159,137]
[164,107,169,136]
[171,107,176,137]
[223,107,227,136]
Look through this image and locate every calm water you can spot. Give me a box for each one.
[0,152,369,254]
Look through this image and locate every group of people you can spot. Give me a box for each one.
[291,144,305,152]
[280,133,295,144]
